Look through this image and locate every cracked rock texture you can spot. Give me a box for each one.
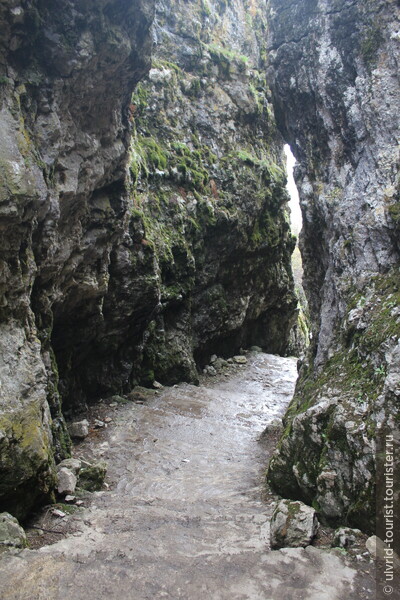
[267,0,400,532]
[0,0,155,518]
[0,0,298,519]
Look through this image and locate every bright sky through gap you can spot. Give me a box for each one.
[284,144,302,236]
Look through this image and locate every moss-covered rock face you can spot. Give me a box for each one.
[267,0,400,531]
[0,323,56,520]
[78,462,107,492]
[0,513,28,551]
[268,269,400,531]
[114,0,298,383]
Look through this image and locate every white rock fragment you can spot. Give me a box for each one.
[366,535,378,557]
[51,509,66,518]
[57,467,77,496]
[68,419,89,440]
[56,458,81,474]
[204,365,217,376]
[332,527,362,548]
[270,499,319,549]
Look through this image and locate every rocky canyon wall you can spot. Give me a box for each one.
[267,0,400,532]
[0,0,155,518]
[0,0,298,520]
[123,0,299,386]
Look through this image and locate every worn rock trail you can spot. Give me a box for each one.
[0,353,373,599]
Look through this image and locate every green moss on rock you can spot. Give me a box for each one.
[268,267,400,531]
[78,462,107,492]
[0,405,56,521]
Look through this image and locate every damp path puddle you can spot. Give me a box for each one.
[0,352,375,600]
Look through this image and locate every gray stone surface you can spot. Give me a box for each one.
[270,499,319,550]
[0,354,373,599]
[68,421,89,440]
[0,513,26,550]
[56,467,77,496]
[267,0,400,531]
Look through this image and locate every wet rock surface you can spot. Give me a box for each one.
[0,354,374,599]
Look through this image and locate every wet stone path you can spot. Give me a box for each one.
[0,352,374,599]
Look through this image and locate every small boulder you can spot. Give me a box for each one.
[78,461,107,492]
[265,418,283,432]
[68,419,89,440]
[0,513,27,550]
[51,508,66,518]
[204,365,217,376]
[108,395,127,405]
[366,535,387,559]
[233,355,247,364]
[127,389,148,403]
[57,467,77,496]
[270,499,319,549]
[56,458,81,474]
[214,358,228,371]
[332,527,363,549]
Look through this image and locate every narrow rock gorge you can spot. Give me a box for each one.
[0,0,398,565]
[0,0,299,520]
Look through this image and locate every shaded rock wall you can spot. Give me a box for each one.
[267,0,400,532]
[0,0,155,518]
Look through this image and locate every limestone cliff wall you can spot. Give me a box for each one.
[267,0,400,531]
